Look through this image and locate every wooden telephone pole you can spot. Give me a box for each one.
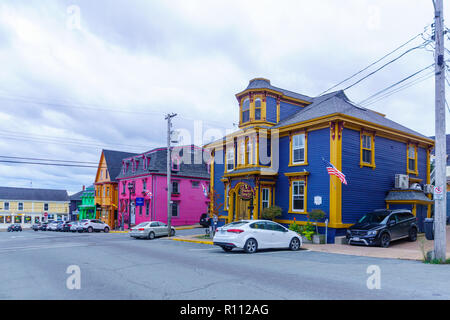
[166,113,177,237]
[433,0,447,261]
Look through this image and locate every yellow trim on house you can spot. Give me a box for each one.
[284,172,310,177]
[274,218,353,229]
[329,121,343,226]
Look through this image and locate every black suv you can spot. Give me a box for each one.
[7,224,22,232]
[199,213,209,228]
[346,209,418,248]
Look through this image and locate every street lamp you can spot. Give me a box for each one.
[128,182,134,230]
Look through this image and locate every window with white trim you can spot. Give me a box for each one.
[292,133,305,164]
[292,181,305,212]
[261,188,270,209]
[226,148,235,172]
[18,202,24,211]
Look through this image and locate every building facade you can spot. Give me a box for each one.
[0,186,69,229]
[116,146,210,228]
[205,78,434,243]
[94,149,137,229]
[69,188,83,221]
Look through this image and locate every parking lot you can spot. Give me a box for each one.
[1,229,450,300]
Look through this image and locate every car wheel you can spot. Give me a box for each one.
[244,238,258,253]
[148,231,155,240]
[87,227,93,233]
[289,237,301,251]
[380,232,391,248]
[221,246,233,252]
[408,227,418,242]
[170,229,176,236]
[104,227,110,233]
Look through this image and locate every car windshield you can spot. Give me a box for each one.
[358,211,390,224]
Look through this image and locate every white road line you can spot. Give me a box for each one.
[0,243,88,252]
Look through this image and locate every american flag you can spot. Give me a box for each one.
[323,159,347,185]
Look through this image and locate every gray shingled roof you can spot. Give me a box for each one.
[273,90,430,139]
[115,146,209,180]
[385,189,433,203]
[0,186,69,201]
[242,78,313,103]
[69,190,84,201]
[103,150,139,182]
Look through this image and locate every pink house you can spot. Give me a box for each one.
[116,146,210,228]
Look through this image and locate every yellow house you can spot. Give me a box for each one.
[94,150,137,228]
[0,186,69,229]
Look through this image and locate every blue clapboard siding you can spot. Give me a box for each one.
[275,128,330,222]
[279,101,301,121]
[266,97,277,123]
[341,128,414,224]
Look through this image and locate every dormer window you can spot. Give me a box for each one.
[254,98,262,120]
[242,98,250,123]
[172,158,180,171]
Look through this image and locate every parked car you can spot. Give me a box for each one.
[47,221,60,231]
[346,209,418,248]
[199,213,209,228]
[61,221,73,232]
[69,221,84,233]
[80,219,110,233]
[56,221,65,232]
[32,223,41,231]
[7,224,22,232]
[129,221,176,239]
[213,220,302,253]
[39,222,49,231]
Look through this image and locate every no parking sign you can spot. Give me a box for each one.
[434,185,444,200]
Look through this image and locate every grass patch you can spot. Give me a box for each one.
[423,258,450,264]
[193,235,212,240]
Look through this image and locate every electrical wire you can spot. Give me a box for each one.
[319,25,432,95]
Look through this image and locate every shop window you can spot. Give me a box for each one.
[5,216,11,223]
[0,216,4,223]
[14,216,22,223]
[25,216,32,224]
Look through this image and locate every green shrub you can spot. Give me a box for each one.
[260,206,283,220]
[308,209,326,234]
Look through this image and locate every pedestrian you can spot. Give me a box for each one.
[213,214,218,233]
[208,216,214,238]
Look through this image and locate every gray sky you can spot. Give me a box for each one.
[0,0,448,194]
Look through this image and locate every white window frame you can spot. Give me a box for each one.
[18,202,24,211]
[44,203,49,211]
[4,202,9,211]
[226,148,235,172]
[292,133,305,164]
[261,188,270,209]
[292,181,305,212]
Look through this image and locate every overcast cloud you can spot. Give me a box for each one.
[0,0,448,194]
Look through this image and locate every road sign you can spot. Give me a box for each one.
[44,212,48,217]
[135,197,145,206]
[434,185,444,200]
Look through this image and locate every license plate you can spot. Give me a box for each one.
[353,237,360,241]
[221,230,225,234]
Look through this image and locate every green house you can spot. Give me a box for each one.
[78,186,96,220]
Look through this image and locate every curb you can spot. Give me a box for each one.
[175,225,203,230]
[110,231,128,234]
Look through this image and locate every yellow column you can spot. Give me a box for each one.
[329,121,343,227]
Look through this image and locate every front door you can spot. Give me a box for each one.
[237,198,249,220]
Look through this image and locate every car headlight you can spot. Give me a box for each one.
[346,230,351,235]
[367,230,377,236]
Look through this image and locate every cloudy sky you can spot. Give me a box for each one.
[0,0,448,195]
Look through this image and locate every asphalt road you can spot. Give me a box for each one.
[0,229,449,300]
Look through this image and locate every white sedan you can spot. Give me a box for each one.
[213,220,302,253]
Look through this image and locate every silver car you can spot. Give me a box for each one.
[129,221,176,239]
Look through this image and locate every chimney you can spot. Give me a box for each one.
[82,185,85,191]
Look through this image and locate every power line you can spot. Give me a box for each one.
[358,63,435,105]
[0,155,99,164]
[319,25,432,95]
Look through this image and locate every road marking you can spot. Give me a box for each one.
[0,243,88,252]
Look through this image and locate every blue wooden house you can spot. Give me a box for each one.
[205,78,434,243]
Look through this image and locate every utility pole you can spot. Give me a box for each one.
[166,113,177,237]
[433,0,447,261]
